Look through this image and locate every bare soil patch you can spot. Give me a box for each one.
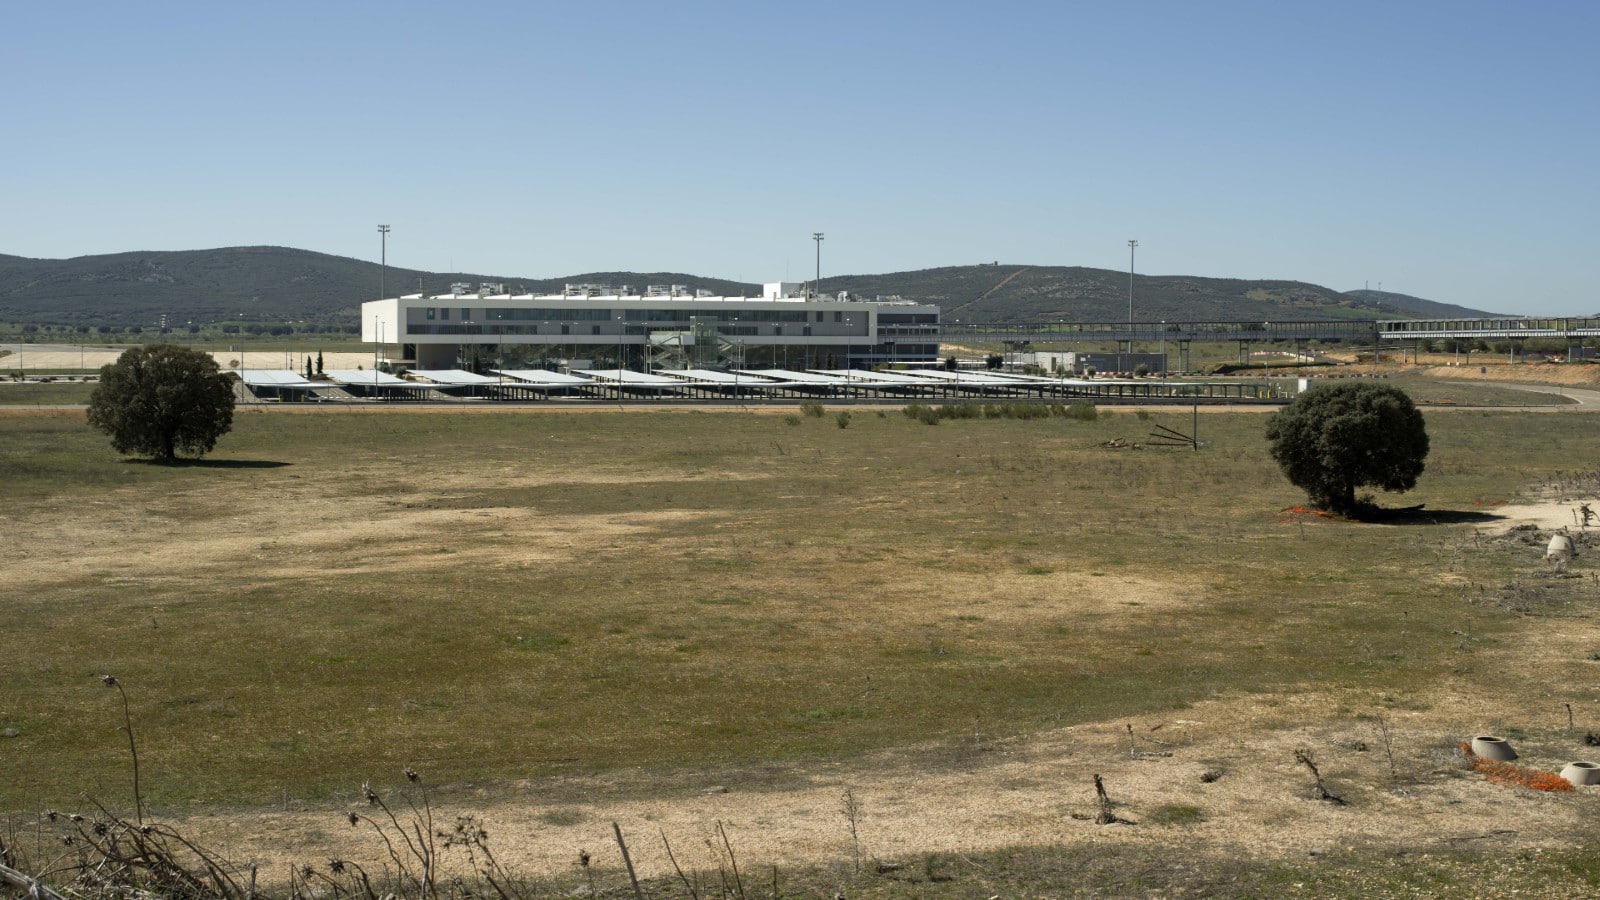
[179,686,1600,884]
[1475,497,1600,535]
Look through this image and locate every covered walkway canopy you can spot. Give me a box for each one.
[742,368,849,386]
[736,368,849,396]
[324,369,435,400]
[812,368,943,398]
[574,368,689,398]
[668,368,786,393]
[324,369,415,386]
[240,370,318,389]
[238,369,321,402]
[407,369,500,386]
[484,368,596,400]
[495,369,593,385]
[406,368,502,398]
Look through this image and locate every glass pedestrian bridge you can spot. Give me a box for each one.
[932,317,1600,343]
[933,320,1381,343]
[1377,317,1600,340]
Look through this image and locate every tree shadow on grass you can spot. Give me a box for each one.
[1357,505,1503,527]
[123,458,291,469]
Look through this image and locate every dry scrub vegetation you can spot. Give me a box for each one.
[4,403,1600,896]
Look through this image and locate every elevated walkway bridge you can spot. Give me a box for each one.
[1376,317,1600,341]
[929,317,1600,366]
[929,320,1380,344]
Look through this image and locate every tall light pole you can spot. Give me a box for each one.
[378,225,391,383]
[813,232,825,299]
[378,225,391,300]
[1127,239,1138,325]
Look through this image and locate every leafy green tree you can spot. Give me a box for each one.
[87,345,235,462]
[1264,381,1428,515]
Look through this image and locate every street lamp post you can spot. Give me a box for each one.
[378,225,390,300]
[813,232,825,299]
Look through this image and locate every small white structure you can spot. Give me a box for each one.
[1005,350,1167,375]
[1561,762,1600,785]
[1546,532,1576,564]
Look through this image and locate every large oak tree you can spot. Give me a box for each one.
[87,345,235,462]
[1264,381,1429,516]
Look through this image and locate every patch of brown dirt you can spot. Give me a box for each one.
[1477,497,1600,535]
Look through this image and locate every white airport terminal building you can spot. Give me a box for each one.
[361,281,941,373]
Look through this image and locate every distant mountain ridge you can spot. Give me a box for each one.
[0,246,1499,326]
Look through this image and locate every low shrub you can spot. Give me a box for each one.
[901,402,1094,423]
[939,402,981,419]
[1061,401,1098,421]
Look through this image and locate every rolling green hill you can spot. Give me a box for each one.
[0,246,1496,327]
[823,265,1435,323]
[0,247,757,327]
[1342,288,1509,320]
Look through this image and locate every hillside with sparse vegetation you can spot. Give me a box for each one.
[0,246,1499,328]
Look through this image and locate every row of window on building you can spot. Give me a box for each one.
[420,307,855,324]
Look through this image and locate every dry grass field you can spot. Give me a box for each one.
[4,401,1600,896]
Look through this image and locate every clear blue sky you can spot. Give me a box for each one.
[5,1,1595,313]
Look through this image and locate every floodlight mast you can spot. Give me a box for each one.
[377,225,391,387]
[1127,239,1138,325]
[813,232,824,299]
[378,225,390,300]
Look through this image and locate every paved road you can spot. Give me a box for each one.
[1480,381,1600,407]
